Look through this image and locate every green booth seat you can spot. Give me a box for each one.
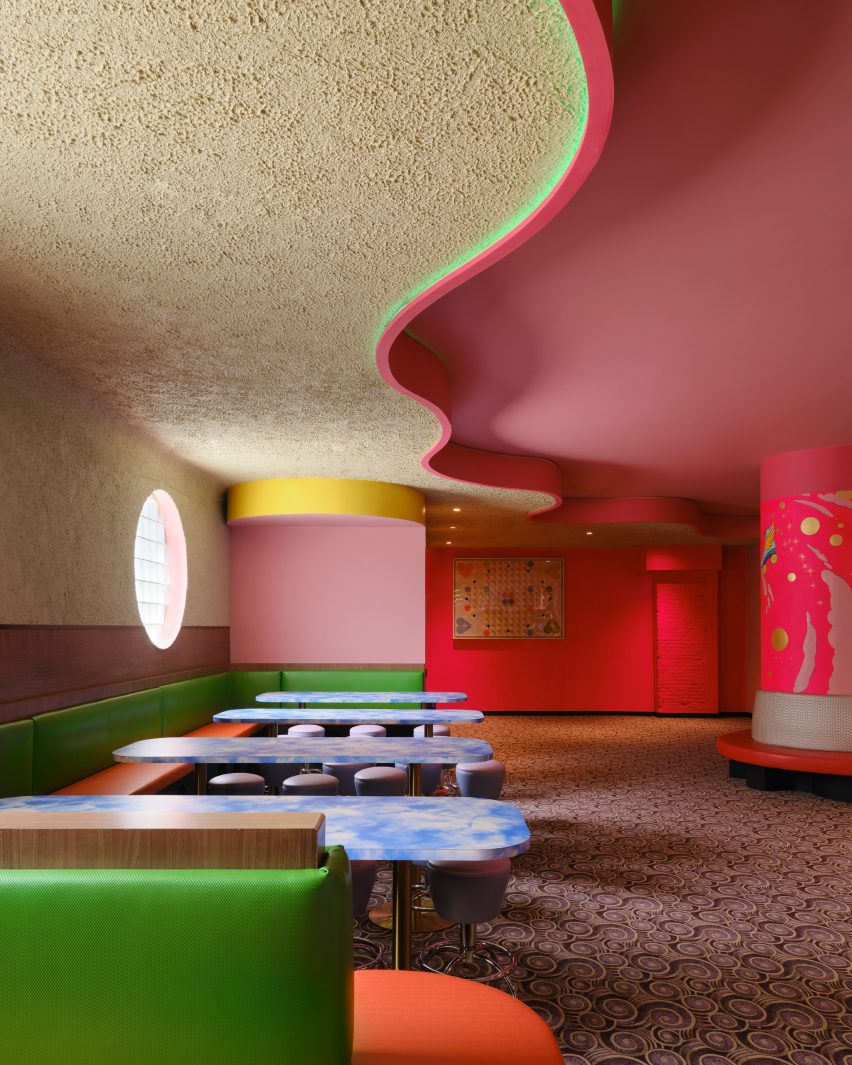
[31,687,163,796]
[160,671,282,737]
[0,668,429,797]
[226,669,283,708]
[282,669,425,710]
[0,844,564,1064]
[0,718,34,798]
[0,848,353,1065]
[160,672,232,737]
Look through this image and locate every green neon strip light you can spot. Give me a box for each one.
[374,5,590,343]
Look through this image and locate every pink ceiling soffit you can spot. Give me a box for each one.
[375,0,614,515]
[535,497,758,540]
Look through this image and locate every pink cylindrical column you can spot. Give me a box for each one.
[754,446,852,750]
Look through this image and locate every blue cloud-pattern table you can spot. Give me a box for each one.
[214,706,484,735]
[113,736,493,795]
[255,692,468,705]
[253,691,470,737]
[0,793,529,970]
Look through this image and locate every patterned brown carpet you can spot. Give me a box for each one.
[362,715,852,1064]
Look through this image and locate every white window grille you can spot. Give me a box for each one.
[133,490,186,649]
[134,494,170,642]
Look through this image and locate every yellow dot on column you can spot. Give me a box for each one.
[779,501,786,509]
[761,564,767,574]
[801,517,820,535]
[771,627,789,651]
[787,572,797,582]
[771,554,778,564]
[830,534,844,546]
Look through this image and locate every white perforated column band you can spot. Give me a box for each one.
[752,690,852,752]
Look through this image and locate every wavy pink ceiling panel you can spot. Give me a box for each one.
[375,0,614,518]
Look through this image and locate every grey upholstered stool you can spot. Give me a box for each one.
[287,723,325,737]
[242,762,302,792]
[395,761,442,795]
[349,724,386,737]
[207,772,266,795]
[413,723,450,737]
[281,772,339,795]
[352,859,379,915]
[456,758,506,799]
[351,859,383,968]
[322,762,373,796]
[414,724,452,792]
[354,766,407,796]
[421,858,516,995]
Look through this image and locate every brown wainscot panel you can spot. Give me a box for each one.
[0,625,229,722]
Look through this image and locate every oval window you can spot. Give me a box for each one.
[133,490,187,649]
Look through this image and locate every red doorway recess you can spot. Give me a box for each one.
[654,574,719,714]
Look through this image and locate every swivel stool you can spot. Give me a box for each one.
[355,767,407,931]
[322,762,373,795]
[207,772,266,795]
[281,773,339,796]
[350,724,386,737]
[413,724,450,737]
[282,723,325,776]
[395,761,442,795]
[351,859,383,969]
[456,758,505,799]
[239,762,301,793]
[354,766,407,796]
[421,858,516,995]
[287,723,325,737]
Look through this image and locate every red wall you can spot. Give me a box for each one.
[718,545,760,714]
[427,547,654,712]
[426,545,758,713]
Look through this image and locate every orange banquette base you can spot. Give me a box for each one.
[54,721,259,796]
[352,970,563,1064]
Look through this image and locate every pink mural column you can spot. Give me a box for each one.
[755,445,852,750]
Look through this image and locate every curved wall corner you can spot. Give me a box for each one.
[227,477,425,666]
[754,444,852,752]
[227,477,425,527]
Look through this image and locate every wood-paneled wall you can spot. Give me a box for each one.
[0,625,230,723]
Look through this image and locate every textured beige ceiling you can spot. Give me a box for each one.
[426,497,756,549]
[0,0,590,541]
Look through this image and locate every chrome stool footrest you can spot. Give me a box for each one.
[419,929,518,997]
[353,935,384,970]
[439,767,459,796]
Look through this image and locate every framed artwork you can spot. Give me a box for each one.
[453,558,564,639]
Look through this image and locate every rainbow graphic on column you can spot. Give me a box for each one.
[760,522,777,568]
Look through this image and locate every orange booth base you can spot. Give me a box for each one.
[717,729,852,803]
[352,970,563,1064]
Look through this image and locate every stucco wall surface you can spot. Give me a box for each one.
[0,334,229,626]
[0,0,585,539]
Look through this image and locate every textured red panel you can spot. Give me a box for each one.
[655,579,717,714]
